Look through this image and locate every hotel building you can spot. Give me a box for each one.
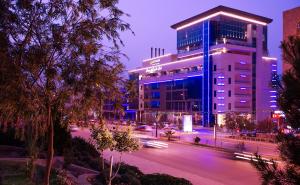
[129,6,278,127]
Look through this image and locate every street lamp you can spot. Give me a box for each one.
[155,111,158,137]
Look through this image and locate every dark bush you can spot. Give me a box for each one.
[141,173,192,185]
[54,122,72,156]
[113,173,141,185]
[0,126,24,147]
[117,163,144,177]
[71,137,103,170]
[194,136,201,144]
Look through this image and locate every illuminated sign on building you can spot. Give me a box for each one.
[145,59,163,73]
[146,66,162,73]
[150,59,161,65]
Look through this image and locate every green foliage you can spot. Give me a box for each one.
[253,36,300,185]
[224,113,254,133]
[125,79,139,104]
[257,119,275,133]
[276,134,300,166]
[279,36,300,129]
[236,115,255,131]
[140,173,193,185]
[111,163,143,185]
[91,125,140,154]
[92,165,193,185]
[0,1,131,183]
[117,163,144,178]
[0,161,64,185]
[252,155,300,185]
[0,126,24,147]
[91,124,115,152]
[54,121,72,156]
[224,113,237,134]
[51,169,77,185]
[113,128,140,153]
[164,130,175,141]
[71,137,101,171]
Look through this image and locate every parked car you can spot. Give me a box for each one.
[240,130,256,137]
[135,125,153,132]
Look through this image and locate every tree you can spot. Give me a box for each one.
[91,125,140,185]
[257,119,275,133]
[278,36,300,129]
[252,36,300,185]
[91,123,115,172]
[165,130,175,141]
[224,113,255,134]
[236,114,255,131]
[224,113,237,134]
[0,1,131,184]
[109,127,140,185]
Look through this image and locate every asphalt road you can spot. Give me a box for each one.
[73,128,261,185]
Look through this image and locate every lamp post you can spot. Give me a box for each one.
[155,111,158,137]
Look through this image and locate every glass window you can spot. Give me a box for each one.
[151,83,160,90]
[151,92,160,99]
[228,65,231,71]
[150,101,160,108]
[177,23,203,53]
[228,90,231,97]
[228,78,231,84]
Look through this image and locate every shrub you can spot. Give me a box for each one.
[70,137,103,170]
[54,122,72,156]
[257,119,275,133]
[117,163,144,178]
[194,136,201,144]
[164,130,175,141]
[0,126,24,147]
[141,173,192,185]
[112,173,141,185]
[51,169,77,185]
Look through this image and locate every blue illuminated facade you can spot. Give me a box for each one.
[202,20,213,126]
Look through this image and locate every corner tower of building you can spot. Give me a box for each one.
[283,6,300,72]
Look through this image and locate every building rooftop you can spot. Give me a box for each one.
[171,5,273,30]
[283,6,300,14]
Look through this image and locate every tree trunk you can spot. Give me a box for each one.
[99,152,105,172]
[44,107,54,185]
[108,155,113,185]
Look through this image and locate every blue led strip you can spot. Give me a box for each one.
[202,20,212,127]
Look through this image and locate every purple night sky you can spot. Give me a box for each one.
[118,0,300,75]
